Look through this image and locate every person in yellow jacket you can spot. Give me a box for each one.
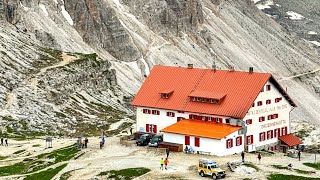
[160,158,164,170]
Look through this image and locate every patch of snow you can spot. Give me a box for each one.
[234,165,257,174]
[251,0,261,4]
[141,58,150,76]
[275,4,281,7]
[286,11,304,20]
[108,119,126,131]
[309,41,320,46]
[61,6,74,26]
[53,0,58,4]
[39,4,49,16]
[308,31,317,35]
[125,61,141,74]
[256,0,274,10]
[20,2,29,11]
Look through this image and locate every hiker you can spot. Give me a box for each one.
[0,138,3,146]
[166,148,170,158]
[82,139,85,148]
[298,151,301,161]
[84,137,88,148]
[164,158,169,170]
[160,158,164,170]
[5,138,8,146]
[257,153,261,164]
[184,146,189,153]
[241,151,245,163]
[100,141,103,149]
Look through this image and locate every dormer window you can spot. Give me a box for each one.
[189,90,226,105]
[160,90,174,99]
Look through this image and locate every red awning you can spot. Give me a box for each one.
[279,134,302,147]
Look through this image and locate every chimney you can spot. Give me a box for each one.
[249,67,253,73]
[187,64,193,69]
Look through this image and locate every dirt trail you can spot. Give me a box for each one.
[279,68,320,82]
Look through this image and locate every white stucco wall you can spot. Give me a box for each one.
[136,107,230,133]
[163,131,244,156]
[244,80,293,151]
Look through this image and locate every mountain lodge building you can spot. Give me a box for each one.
[131,65,301,156]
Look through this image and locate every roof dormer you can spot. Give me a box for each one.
[160,90,174,99]
[189,90,226,104]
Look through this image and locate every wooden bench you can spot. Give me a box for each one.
[159,142,183,152]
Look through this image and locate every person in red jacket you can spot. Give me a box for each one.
[164,158,169,170]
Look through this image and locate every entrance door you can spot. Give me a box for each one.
[283,146,287,153]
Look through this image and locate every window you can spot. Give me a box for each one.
[267,115,272,120]
[281,127,288,136]
[189,114,197,119]
[201,116,206,121]
[161,93,169,98]
[207,117,212,122]
[146,124,157,133]
[252,103,255,107]
[275,97,282,103]
[143,109,151,114]
[267,130,273,140]
[274,114,278,119]
[261,87,264,92]
[266,99,271,105]
[192,97,196,101]
[246,119,252,125]
[216,118,222,123]
[266,85,271,91]
[259,116,265,122]
[257,101,263,106]
[185,136,190,145]
[197,97,201,102]
[152,110,160,115]
[177,117,185,122]
[274,128,279,138]
[246,135,253,145]
[268,114,278,120]
[211,99,219,104]
[195,137,200,147]
[259,132,265,142]
[225,119,230,124]
[167,112,175,117]
[226,139,233,149]
[236,137,242,146]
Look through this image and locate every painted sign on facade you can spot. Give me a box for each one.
[261,120,286,129]
[247,104,288,116]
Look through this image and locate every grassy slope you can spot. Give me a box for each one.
[24,163,67,180]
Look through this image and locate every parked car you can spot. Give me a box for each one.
[198,158,226,179]
[148,134,163,147]
[136,134,153,146]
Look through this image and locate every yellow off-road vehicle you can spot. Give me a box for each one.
[198,158,226,179]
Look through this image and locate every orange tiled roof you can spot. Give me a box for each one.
[279,134,302,147]
[131,65,296,118]
[160,119,241,139]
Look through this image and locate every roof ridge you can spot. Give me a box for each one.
[181,69,208,110]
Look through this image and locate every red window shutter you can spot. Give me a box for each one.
[285,127,288,135]
[267,85,271,91]
[185,136,190,145]
[219,118,222,123]
[226,139,228,148]
[166,112,169,116]
[271,130,273,138]
[240,136,242,145]
[195,137,200,147]
[153,125,157,133]
[197,116,202,120]
[157,111,160,115]
[172,112,175,117]
[251,135,254,144]
[189,114,192,119]
[146,124,149,132]
[259,133,261,142]
[205,117,209,121]
[231,139,233,148]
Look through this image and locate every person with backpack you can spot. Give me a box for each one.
[164,158,169,170]
[241,151,245,163]
[166,148,170,158]
[84,137,88,148]
[257,153,261,164]
[0,138,3,146]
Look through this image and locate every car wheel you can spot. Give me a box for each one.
[212,174,216,179]
[200,171,205,177]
